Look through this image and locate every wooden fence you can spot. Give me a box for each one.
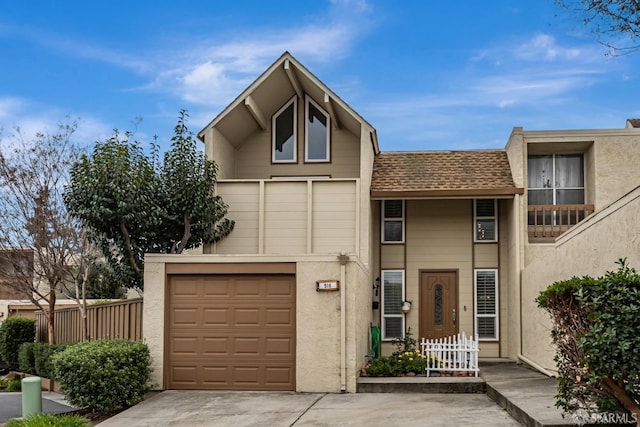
[420,332,480,377]
[36,298,143,344]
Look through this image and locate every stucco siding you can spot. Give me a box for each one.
[592,135,640,208]
[521,186,640,372]
[143,254,371,394]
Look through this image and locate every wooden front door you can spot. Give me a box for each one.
[420,270,458,339]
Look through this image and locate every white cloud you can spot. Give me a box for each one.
[0,97,27,121]
[0,98,112,151]
[143,2,372,108]
[515,34,584,61]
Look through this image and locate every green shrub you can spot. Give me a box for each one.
[52,339,151,414]
[33,343,67,379]
[7,379,21,392]
[18,342,37,374]
[391,327,418,355]
[6,413,90,427]
[0,317,36,369]
[537,259,640,417]
[366,356,403,377]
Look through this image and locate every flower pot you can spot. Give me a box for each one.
[402,301,411,313]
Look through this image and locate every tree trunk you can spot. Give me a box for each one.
[47,290,56,345]
[602,377,640,426]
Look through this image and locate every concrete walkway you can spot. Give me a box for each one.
[97,391,521,426]
[0,361,575,426]
[481,362,573,427]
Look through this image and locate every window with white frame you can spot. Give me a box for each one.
[381,270,405,340]
[527,154,584,225]
[382,200,404,243]
[305,96,330,162]
[474,269,498,340]
[474,199,497,242]
[272,97,297,163]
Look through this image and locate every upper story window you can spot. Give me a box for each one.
[382,200,404,243]
[474,199,497,242]
[272,97,297,163]
[305,96,330,162]
[528,154,584,205]
[528,154,585,227]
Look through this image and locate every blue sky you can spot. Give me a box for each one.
[0,0,638,152]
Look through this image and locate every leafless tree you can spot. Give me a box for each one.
[556,0,640,54]
[0,120,84,344]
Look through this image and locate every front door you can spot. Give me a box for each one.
[420,270,458,339]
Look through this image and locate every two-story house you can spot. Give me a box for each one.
[143,52,640,393]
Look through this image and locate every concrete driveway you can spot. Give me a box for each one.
[97,391,522,426]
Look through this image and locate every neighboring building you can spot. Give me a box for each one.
[143,52,640,392]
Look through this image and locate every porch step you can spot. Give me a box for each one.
[356,376,486,394]
[358,361,574,427]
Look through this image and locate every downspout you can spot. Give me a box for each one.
[338,253,349,392]
[515,193,523,360]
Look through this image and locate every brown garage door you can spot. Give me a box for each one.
[167,274,295,390]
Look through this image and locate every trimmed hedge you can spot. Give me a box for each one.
[19,342,68,379]
[34,343,67,379]
[52,339,151,414]
[0,317,36,370]
[18,342,36,374]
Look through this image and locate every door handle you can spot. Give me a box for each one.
[452,308,456,324]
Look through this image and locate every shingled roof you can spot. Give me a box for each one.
[371,150,523,198]
[627,118,640,128]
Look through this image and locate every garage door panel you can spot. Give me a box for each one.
[171,308,199,326]
[167,273,295,390]
[202,278,230,296]
[234,278,261,296]
[171,278,199,296]
[265,367,293,384]
[234,308,261,325]
[202,337,230,355]
[170,366,198,385]
[266,308,293,326]
[266,279,294,296]
[202,308,228,326]
[234,337,261,355]
[265,337,293,355]
[171,337,199,355]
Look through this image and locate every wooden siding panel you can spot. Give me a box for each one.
[217,183,260,254]
[234,115,361,179]
[405,200,474,339]
[215,179,358,255]
[474,243,499,268]
[380,245,404,269]
[312,181,356,253]
[264,182,307,253]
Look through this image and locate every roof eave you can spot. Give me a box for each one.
[370,187,525,199]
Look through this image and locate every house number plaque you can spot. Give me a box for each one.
[316,280,340,291]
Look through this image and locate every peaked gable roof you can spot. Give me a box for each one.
[371,150,523,198]
[197,52,379,153]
